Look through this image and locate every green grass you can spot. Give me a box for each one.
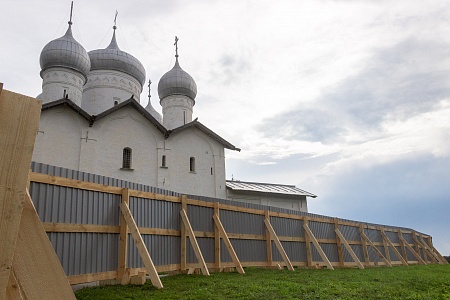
[75,265,450,299]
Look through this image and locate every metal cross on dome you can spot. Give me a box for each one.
[174,36,179,58]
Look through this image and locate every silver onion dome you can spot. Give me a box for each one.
[39,23,91,80]
[158,59,197,101]
[88,29,146,87]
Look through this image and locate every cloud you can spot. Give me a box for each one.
[259,38,450,143]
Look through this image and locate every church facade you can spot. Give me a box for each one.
[31,12,315,210]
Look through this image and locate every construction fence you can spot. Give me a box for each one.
[29,162,447,287]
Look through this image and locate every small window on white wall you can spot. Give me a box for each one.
[161,155,167,167]
[122,147,132,169]
[189,157,195,173]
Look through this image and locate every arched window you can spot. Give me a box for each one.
[122,147,132,169]
[162,155,167,167]
[189,157,195,173]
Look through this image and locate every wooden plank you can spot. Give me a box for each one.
[265,211,273,267]
[214,202,221,271]
[180,208,210,275]
[303,223,334,270]
[12,190,76,299]
[118,188,130,284]
[120,202,163,289]
[412,233,436,263]
[380,230,408,266]
[380,228,391,263]
[180,196,187,271]
[418,236,444,264]
[398,234,426,264]
[334,229,364,269]
[304,218,312,267]
[264,218,294,271]
[397,230,408,262]
[360,231,392,267]
[213,214,245,274]
[426,237,448,264]
[42,222,120,233]
[6,269,25,300]
[359,225,370,266]
[0,89,42,298]
[334,219,344,268]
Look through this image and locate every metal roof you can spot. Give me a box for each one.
[226,180,317,198]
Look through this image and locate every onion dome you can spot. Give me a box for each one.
[158,57,197,101]
[88,27,146,87]
[39,22,91,80]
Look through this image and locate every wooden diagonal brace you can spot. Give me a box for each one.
[398,234,426,264]
[380,230,408,266]
[180,209,210,275]
[418,236,445,264]
[334,229,364,269]
[264,218,294,271]
[213,214,245,274]
[120,202,163,288]
[360,232,392,267]
[303,223,334,270]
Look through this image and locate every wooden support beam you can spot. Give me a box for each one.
[334,219,344,268]
[412,233,436,264]
[418,236,444,264]
[380,228,391,263]
[264,218,294,271]
[380,230,408,266]
[303,218,312,267]
[359,225,370,266]
[426,237,448,264]
[265,211,273,267]
[12,190,76,299]
[397,230,408,262]
[180,196,187,271]
[398,234,426,265]
[334,229,364,269]
[118,188,130,284]
[0,89,42,298]
[180,209,210,275]
[303,223,334,270]
[360,231,392,267]
[214,202,221,271]
[213,214,245,274]
[120,202,163,289]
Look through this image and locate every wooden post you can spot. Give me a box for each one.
[265,211,273,268]
[213,214,245,274]
[0,88,42,298]
[426,237,448,264]
[214,202,221,272]
[120,202,163,289]
[418,235,443,264]
[118,188,130,284]
[334,229,364,269]
[360,231,392,267]
[180,195,187,271]
[398,233,426,265]
[334,219,344,268]
[412,231,422,260]
[380,228,391,263]
[359,225,370,266]
[412,233,435,263]
[397,230,408,262]
[180,209,210,275]
[264,217,294,271]
[380,230,408,266]
[303,223,334,270]
[303,218,312,267]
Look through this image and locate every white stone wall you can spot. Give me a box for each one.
[33,106,228,199]
[82,70,142,115]
[39,68,85,106]
[226,190,309,212]
[160,95,194,130]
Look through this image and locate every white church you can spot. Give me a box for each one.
[32,10,315,211]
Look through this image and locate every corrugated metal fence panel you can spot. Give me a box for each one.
[129,197,181,230]
[385,231,400,243]
[187,205,214,233]
[368,245,382,263]
[126,234,180,268]
[270,217,304,237]
[366,228,383,243]
[48,232,119,276]
[186,237,215,263]
[342,245,364,263]
[309,221,335,240]
[339,225,360,242]
[402,233,414,244]
[271,241,306,262]
[230,239,267,262]
[220,210,265,235]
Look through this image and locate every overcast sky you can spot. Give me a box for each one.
[1,0,449,255]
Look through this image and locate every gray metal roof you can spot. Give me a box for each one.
[158,59,197,101]
[40,24,91,79]
[88,30,146,87]
[226,180,317,198]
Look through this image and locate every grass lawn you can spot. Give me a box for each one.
[75,265,450,299]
